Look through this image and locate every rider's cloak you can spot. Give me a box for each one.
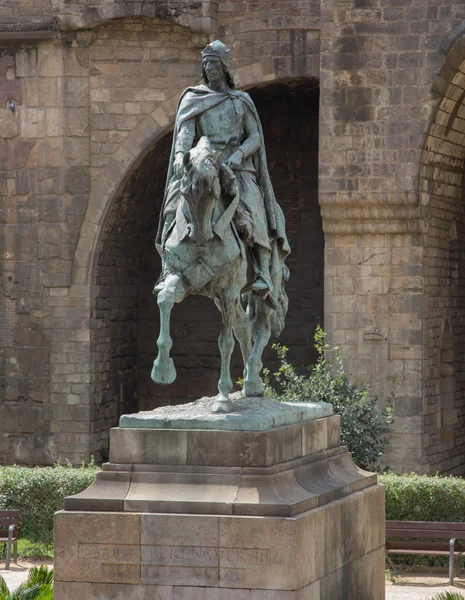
[155,84,290,258]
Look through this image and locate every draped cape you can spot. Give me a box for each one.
[155,84,290,256]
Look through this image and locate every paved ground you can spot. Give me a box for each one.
[387,574,465,599]
[2,562,465,597]
[0,563,30,590]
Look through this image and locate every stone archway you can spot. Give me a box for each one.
[420,35,465,474]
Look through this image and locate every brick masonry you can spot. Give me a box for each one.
[1,0,465,472]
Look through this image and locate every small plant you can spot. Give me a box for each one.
[426,592,465,600]
[0,565,53,600]
[263,326,393,471]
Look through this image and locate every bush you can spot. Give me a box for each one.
[263,326,393,471]
[426,594,465,600]
[0,460,100,544]
[381,472,465,522]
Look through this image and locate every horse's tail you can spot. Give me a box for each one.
[270,263,289,338]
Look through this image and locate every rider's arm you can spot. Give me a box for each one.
[175,118,195,156]
[237,108,261,159]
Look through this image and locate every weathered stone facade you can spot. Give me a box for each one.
[0,0,464,473]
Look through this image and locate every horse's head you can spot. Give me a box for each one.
[181,136,221,245]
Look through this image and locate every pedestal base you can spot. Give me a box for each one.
[54,411,385,600]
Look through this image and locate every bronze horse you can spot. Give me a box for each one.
[151,137,288,412]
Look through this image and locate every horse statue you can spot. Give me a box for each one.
[151,136,288,413]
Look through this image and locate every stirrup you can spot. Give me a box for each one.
[153,275,166,294]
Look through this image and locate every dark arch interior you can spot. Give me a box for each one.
[91,78,323,438]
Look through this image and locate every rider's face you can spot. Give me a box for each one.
[203,57,225,84]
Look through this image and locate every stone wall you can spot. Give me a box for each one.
[0,0,322,464]
[319,0,465,473]
[3,0,465,471]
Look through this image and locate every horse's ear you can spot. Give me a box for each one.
[183,151,192,171]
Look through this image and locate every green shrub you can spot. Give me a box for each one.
[263,326,393,471]
[381,472,465,522]
[0,565,53,600]
[0,460,100,544]
[426,593,465,600]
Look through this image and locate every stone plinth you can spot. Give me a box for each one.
[54,402,385,599]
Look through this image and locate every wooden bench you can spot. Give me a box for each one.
[386,520,465,585]
[0,510,20,570]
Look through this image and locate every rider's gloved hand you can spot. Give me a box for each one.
[226,149,243,170]
[173,153,185,178]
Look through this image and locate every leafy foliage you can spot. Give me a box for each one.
[381,472,465,523]
[0,566,53,600]
[263,326,393,471]
[0,460,100,544]
[426,593,465,600]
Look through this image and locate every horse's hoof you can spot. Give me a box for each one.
[151,357,176,385]
[244,379,264,397]
[212,397,233,413]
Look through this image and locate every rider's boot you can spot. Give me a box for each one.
[153,214,175,294]
[251,245,273,298]
[153,257,167,294]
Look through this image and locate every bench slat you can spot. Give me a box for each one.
[386,529,464,539]
[388,521,465,531]
[0,520,21,527]
[387,549,462,557]
[387,541,465,552]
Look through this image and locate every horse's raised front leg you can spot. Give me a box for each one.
[151,273,187,385]
[244,298,271,397]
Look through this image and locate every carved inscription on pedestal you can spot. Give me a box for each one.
[78,543,272,584]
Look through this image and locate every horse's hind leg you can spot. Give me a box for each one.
[233,303,252,382]
[244,298,271,397]
[213,292,242,413]
[151,273,187,385]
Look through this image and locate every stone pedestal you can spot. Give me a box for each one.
[54,405,385,599]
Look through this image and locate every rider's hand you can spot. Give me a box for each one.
[226,150,243,170]
[173,153,185,178]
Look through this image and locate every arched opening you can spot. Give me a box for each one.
[421,46,465,473]
[90,77,322,450]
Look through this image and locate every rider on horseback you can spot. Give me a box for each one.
[155,40,290,299]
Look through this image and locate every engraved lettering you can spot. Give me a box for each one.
[78,543,139,563]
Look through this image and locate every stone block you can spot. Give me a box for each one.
[38,45,64,77]
[91,584,173,600]
[54,582,91,600]
[21,108,46,138]
[64,471,131,511]
[16,48,37,77]
[296,581,320,600]
[251,592,295,600]
[349,547,385,600]
[365,485,385,553]
[218,515,298,589]
[64,77,89,107]
[110,428,188,465]
[303,418,328,454]
[54,511,141,584]
[342,492,367,564]
[175,588,250,600]
[0,109,18,138]
[327,415,341,448]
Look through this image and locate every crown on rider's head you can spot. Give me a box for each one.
[201,40,231,64]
